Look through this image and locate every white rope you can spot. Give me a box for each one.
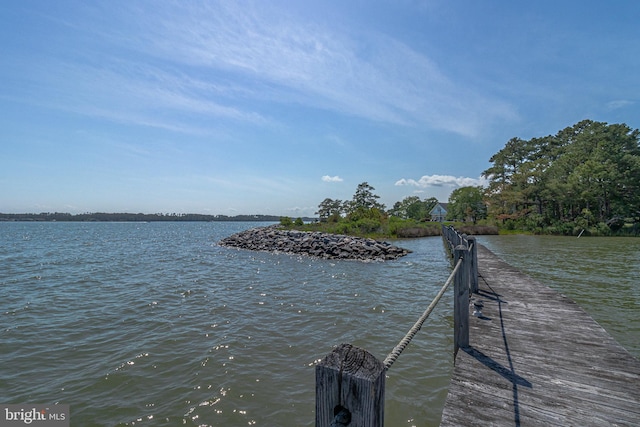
[383,257,463,370]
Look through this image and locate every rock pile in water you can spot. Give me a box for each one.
[219,226,411,261]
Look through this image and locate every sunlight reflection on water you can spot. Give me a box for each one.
[0,222,454,426]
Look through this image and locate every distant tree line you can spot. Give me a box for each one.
[9,119,638,237]
[304,119,640,237]
[0,212,298,222]
[305,181,486,237]
[315,182,440,223]
[296,182,446,236]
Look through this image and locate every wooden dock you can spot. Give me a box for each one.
[440,244,640,426]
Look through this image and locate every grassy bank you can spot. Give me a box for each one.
[280,217,498,239]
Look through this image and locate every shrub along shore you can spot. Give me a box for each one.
[280,217,499,240]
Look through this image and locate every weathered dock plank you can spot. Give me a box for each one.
[440,244,640,426]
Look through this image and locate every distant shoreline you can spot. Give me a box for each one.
[0,212,315,222]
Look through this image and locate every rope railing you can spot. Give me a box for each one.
[315,226,478,426]
[383,256,463,369]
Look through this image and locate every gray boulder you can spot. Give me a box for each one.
[219,226,411,261]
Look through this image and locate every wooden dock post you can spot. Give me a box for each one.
[453,245,470,358]
[316,343,385,427]
[467,236,478,293]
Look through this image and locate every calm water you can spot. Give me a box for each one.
[478,235,640,358]
[3,225,638,427]
[1,222,454,427]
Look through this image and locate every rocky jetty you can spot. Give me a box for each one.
[219,226,411,261]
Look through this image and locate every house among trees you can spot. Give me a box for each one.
[429,202,448,222]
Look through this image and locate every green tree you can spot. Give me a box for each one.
[390,196,439,220]
[346,182,385,215]
[483,137,538,221]
[391,196,421,219]
[483,120,640,229]
[542,120,640,222]
[447,186,487,224]
[422,197,439,218]
[316,198,344,222]
[280,216,293,226]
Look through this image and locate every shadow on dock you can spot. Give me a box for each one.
[465,278,531,426]
[440,244,640,427]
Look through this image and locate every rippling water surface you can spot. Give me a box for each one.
[478,235,640,358]
[1,222,454,426]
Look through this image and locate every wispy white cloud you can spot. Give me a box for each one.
[322,175,344,183]
[112,1,516,136]
[26,59,269,133]
[14,1,517,138]
[395,174,488,189]
[606,100,634,110]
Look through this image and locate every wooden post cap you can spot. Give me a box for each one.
[319,343,385,380]
[316,344,385,427]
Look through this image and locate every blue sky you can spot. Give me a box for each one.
[1,1,639,217]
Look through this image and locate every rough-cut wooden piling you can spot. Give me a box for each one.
[453,246,470,358]
[466,236,478,294]
[316,343,385,427]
